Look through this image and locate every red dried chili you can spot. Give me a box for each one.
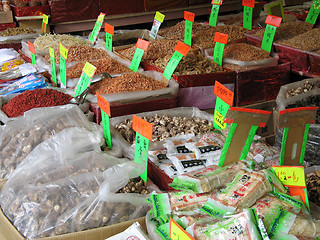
[2,89,73,118]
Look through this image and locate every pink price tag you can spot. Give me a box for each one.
[265,15,282,27]
[136,38,150,51]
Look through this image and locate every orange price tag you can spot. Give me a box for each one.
[214,32,229,44]
[96,92,111,116]
[105,23,114,35]
[184,11,195,22]
[214,80,234,106]
[132,114,153,141]
[265,15,282,27]
[136,38,150,51]
[211,0,223,5]
[27,41,35,54]
[242,0,255,8]
[170,218,195,240]
[174,41,191,56]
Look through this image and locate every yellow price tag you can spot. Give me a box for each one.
[82,62,97,78]
[272,166,306,187]
[214,110,226,129]
[170,218,195,240]
[49,47,55,57]
[212,0,222,4]
[60,43,68,59]
[155,11,165,23]
[42,14,48,24]
[97,13,105,22]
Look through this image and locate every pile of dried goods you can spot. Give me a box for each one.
[192,25,248,48]
[253,21,313,42]
[224,43,271,61]
[277,28,320,51]
[158,20,211,40]
[89,72,166,95]
[0,27,36,36]
[285,80,319,98]
[116,39,178,61]
[148,48,226,75]
[34,34,89,52]
[45,45,110,64]
[306,170,320,206]
[1,89,72,117]
[66,58,131,79]
[116,177,150,194]
[115,114,213,143]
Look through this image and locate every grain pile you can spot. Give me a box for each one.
[224,43,271,61]
[0,27,36,36]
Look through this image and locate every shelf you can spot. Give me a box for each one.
[53,1,242,33]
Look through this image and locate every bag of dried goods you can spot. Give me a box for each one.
[170,161,250,193]
[186,208,262,240]
[164,133,196,154]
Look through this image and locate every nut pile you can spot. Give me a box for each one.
[224,43,271,61]
[277,28,320,51]
[158,20,211,40]
[116,177,150,194]
[192,25,248,48]
[285,80,319,98]
[45,45,110,64]
[306,171,320,206]
[117,39,178,61]
[115,114,213,143]
[253,21,313,42]
[0,27,37,36]
[66,58,131,79]
[89,72,166,94]
[148,48,226,75]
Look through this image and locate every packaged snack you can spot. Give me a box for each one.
[185,141,222,159]
[148,150,170,164]
[158,163,180,178]
[201,198,236,219]
[199,131,226,146]
[167,153,210,174]
[164,133,196,154]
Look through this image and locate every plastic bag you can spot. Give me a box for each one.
[0,105,102,179]
[0,48,20,64]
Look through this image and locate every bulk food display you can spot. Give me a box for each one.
[1,3,320,240]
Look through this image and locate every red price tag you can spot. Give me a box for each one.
[97,92,111,116]
[27,41,35,54]
[132,115,153,141]
[184,11,195,22]
[174,41,191,56]
[214,32,229,44]
[136,38,150,51]
[265,15,282,27]
[105,23,114,35]
[214,80,234,106]
[211,0,223,5]
[242,0,255,8]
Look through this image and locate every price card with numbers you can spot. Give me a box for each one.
[49,47,57,85]
[89,12,106,44]
[184,11,195,46]
[74,62,97,98]
[27,41,36,65]
[130,38,150,72]
[150,11,165,39]
[97,92,112,149]
[272,166,306,187]
[105,23,114,51]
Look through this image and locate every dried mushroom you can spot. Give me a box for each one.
[306,170,320,206]
[285,80,319,98]
[117,177,150,194]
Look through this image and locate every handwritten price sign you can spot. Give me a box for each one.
[272,166,306,187]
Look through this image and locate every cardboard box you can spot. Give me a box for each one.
[0,11,14,24]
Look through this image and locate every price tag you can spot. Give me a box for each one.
[150,12,165,39]
[89,12,106,44]
[184,11,195,22]
[261,24,277,52]
[27,41,36,65]
[214,79,234,106]
[213,39,227,66]
[42,14,48,35]
[243,6,253,30]
[97,92,112,149]
[60,43,68,88]
[174,40,191,56]
[74,62,97,97]
[133,114,152,182]
[242,0,255,8]
[305,0,320,25]
[169,218,195,240]
[105,23,114,51]
[211,0,223,5]
[130,39,150,72]
[265,14,282,27]
[272,166,306,187]
[214,109,226,129]
[209,4,220,27]
[155,11,165,23]
[184,11,194,46]
[49,47,57,85]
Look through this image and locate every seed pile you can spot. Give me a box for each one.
[0,27,36,36]
[224,43,271,61]
[89,73,166,94]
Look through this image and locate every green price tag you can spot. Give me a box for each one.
[42,14,48,35]
[214,97,230,129]
[30,53,36,65]
[261,24,277,52]
[130,47,144,72]
[101,110,112,149]
[243,6,253,30]
[213,42,225,66]
[184,20,193,46]
[74,62,96,97]
[49,47,57,84]
[89,13,105,44]
[162,51,183,80]
[209,4,220,26]
[305,0,320,25]
[134,132,149,182]
[106,32,113,51]
[60,56,67,87]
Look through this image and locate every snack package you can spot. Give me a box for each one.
[164,133,196,154]
[105,222,150,240]
[170,161,248,193]
[214,169,272,210]
[185,141,222,159]
[201,198,236,219]
[187,209,262,240]
[148,150,170,164]
[199,130,226,146]
[158,163,180,178]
